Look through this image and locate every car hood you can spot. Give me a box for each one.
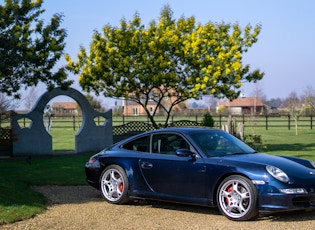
[215,153,315,179]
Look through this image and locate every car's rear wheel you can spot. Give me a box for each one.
[217,175,258,221]
[100,165,129,204]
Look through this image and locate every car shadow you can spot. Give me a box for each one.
[258,209,315,222]
[133,199,222,216]
[139,200,315,222]
[33,185,315,222]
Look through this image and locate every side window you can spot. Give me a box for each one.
[152,133,189,155]
[121,135,150,152]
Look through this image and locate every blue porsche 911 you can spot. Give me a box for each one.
[85,128,315,221]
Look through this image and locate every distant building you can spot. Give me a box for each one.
[122,89,188,116]
[217,97,265,115]
[51,102,79,116]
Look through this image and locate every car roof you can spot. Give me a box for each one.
[113,127,221,147]
[145,127,219,135]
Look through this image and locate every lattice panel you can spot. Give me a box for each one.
[168,120,202,127]
[113,121,155,135]
[0,128,11,140]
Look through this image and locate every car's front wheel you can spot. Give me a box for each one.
[100,165,129,204]
[217,175,258,221]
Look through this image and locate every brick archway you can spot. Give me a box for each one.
[11,87,112,156]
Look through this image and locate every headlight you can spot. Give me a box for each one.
[310,161,315,169]
[266,165,289,183]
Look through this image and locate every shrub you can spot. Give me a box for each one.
[244,134,264,151]
[202,112,214,127]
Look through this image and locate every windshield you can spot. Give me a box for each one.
[190,130,255,157]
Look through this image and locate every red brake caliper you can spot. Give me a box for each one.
[119,183,124,192]
[225,186,232,204]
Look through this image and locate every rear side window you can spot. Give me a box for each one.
[152,133,189,155]
[121,135,150,152]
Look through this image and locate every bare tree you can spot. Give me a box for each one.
[0,93,19,125]
[85,94,105,112]
[250,82,267,103]
[0,93,18,113]
[203,95,218,112]
[301,86,315,115]
[283,91,303,135]
[24,87,38,111]
[248,83,266,115]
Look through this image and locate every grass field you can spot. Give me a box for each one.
[1,116,315,224]
[8,115,314,152]
[250,128,315,160]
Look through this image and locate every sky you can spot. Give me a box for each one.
[6,0,315,108]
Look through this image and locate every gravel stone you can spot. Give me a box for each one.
[1,185,315,230]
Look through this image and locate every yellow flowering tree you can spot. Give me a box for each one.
[66,5,264,128]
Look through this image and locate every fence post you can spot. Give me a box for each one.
[265,115,268,130]
[73,115,76,131]
[310,115,313,130]
[288,115,290,130]
[219,115,222,129]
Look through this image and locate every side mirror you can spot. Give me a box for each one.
[176,149,196,158]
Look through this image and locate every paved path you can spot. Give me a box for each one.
[2,186,315,230]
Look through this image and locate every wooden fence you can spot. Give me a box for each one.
[1,114,315,155]
[2,114,315,131]
[113,114,315,130]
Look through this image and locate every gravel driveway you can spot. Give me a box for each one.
[2,185,315,230]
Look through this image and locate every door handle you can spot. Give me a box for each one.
[141,162,153,169]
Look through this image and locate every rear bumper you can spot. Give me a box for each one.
[85,162,102,190]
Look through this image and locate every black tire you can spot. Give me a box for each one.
[216,175,258,221]
[99,165,129,204]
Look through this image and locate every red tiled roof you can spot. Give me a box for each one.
[52,102,78,110]
[218,97,264,107]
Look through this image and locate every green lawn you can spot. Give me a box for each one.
[0,155,89,224]
[1,125,315,225]
[249,127,315,161]
[50,127,76,151]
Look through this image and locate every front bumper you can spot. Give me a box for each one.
[258,186,315,213]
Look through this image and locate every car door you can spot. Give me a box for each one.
[139,133,207,198]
